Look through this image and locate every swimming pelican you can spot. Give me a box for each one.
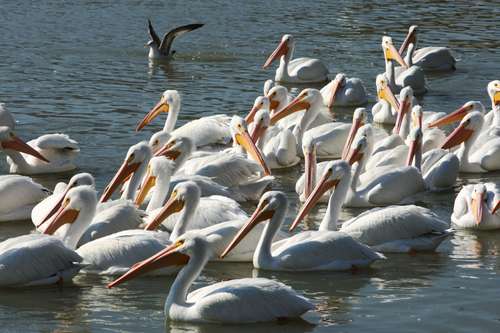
[136,90,232,149]
[108,234,314,323]
[263,34,329,84]
[320,73,368,107]
[0,186,95,286]
[221,191,384,271]
[399,25,456,72]
[452,183,500,229]
[146,19,204,60]
[381,36,427,95]
[440,112,500,173]
[0,175,49,222]
[291,160,451,253]
[371,74,414,124]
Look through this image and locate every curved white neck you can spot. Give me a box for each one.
[405,43,414,67]
[319,172,352,231]
[456,126,482,166]
[146,173,172,212]
[164,105,179,133]
[292,100,323,149]
[385,61,396,87]
[253,206,287,268]
[122,160,150,201]
[4,149,31,171]
[169,199,198,241]
[57,204,96,250]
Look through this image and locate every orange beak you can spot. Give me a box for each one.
[303,147,317,199]
[341,118,364,160]
[393,98,411,135]
[135,167,156,206]
[220,203,274,258]
[235,129,271,176]
[249,118,268,144]
[41,200,80,235]
[99,160,141,203]
[289,169,338,231]
[492,200,500,215]
[440,122,474,150]
[471,191,484,226]
[154,141,180,159]
[399,27,417,55]
[378,84,400,112]
[136,98,169,132]
[406,137,420,167]
[245,104,261,124]
[144,195,185,231]
[346,146,364,166]
[384,42,408,69]
[493,91,500,108]
[107,241,189,288]
[427,104,471,128]
[327,76,345,109]
[36,184,76,228]
[263,39,288,69]
[1,135,49,163]
[270,94,309,125]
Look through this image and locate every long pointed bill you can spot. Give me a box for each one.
[249,119,267,144]
[393,98,411,135]
[235,130,271,175]
[406,138,419,166]
[135,168,156,206]
[493,91,500,109]
[245,105,261,124]
[144,196,184,231]
[427,105,470,128]
[41,202,80,235]
[384,43,408,68]
[327,77,345,108]
[107,242,189,288]
[399,27,417,55]
[36,185,74,228]
[2,136,49,163]
[378,85,400,112]
[440,123,474,150]
[263,39,288,69]
[289,170,338,231]
[136,100,169,132]
[346,147,364,166]
[304,148,317,199]
[154,141,180,159]
[270,95,309,125]
[220,204,274,258]
[492,200,500,215]
[471,192,484,226]
[341,118,363,160]
[99,161,141,203]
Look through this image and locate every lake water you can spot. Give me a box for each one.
[1,0,500,332]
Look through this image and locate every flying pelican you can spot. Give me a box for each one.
[440,112,500,172]
[320,73,368,107]
[146,19,204,61]
[399,25,456,72]
[291,160,452,253]
[107,234,314,323]
[263,34,329,84]
[0,186,95,286]
[136,90,232,149]
[0,175,49,222]
[221,191,384,271]
[381,36,427,95]
[452,183,500,229]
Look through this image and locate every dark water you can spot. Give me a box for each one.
[1,1,500,332]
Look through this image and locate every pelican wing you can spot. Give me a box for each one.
[147,19,161,46]
[159,23,204,55]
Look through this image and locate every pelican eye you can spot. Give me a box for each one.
[271,92,276,97]
[127,153,135,163]
[153,140,159,145]
[9,132,15,138]
[63,197,71,206]
[174,240,184,248]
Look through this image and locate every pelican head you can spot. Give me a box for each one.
[428,101,485,128]
[393,86,414,135]
[487,80,500,110]
[290,160,351,231]
[441,111,484,150]
[246,95,270,124]
[270,88,321,125]
[327,73,347,108]
[0,126,49,163]
[149,130,171,154]
[411,105,423,130]
[399,25,418,54]
[266,85,289,112]
[346,132,371,166]
[341,107,367,160]
[135,156,175,206]
[376,74,400,112]
[382,36,408,68]
[136,90,181,131]
[100,142,152,202]
[220,191,287,258]
[263,34,293,69]
[249,107,270,143]
[230,116,271,175]
[144,181,201,231]
[155,135,194,165]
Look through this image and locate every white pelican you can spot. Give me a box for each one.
[320,73,368,107]
[452,183,500,229]
[291,160,451,253]
[381,36,427,95]
[146,20,204,60]
[136,90,232,149]
[440,112,500,173]
[410,105,446,152]
[263,34,329,84]
[0,108,79,174]
[0,186,95,286]
[148,130,171,154]
[0,175,49,222]
[399,25,456,72]
[345,130,425,207]
[221,191,384,271]
[107,234,314,323]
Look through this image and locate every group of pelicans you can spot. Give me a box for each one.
[1,24,500,324]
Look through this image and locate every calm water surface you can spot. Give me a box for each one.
[1,1,500,332]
